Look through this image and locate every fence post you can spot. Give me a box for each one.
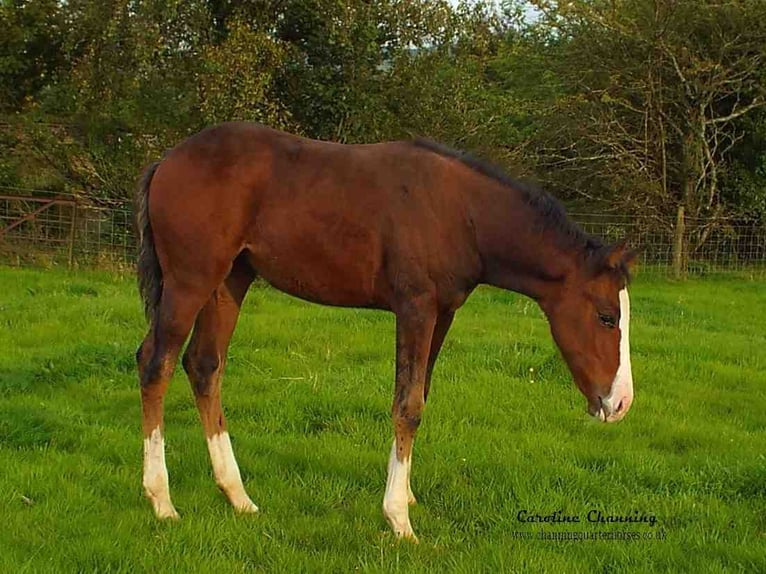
[68,204,78,268]
[672,205,686,278]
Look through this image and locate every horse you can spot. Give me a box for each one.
[135,122,636,541]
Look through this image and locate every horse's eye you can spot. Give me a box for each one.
[598,313,617,328]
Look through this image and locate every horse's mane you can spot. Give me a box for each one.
[410,138,631,282]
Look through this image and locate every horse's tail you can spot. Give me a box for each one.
[136,161,163,323]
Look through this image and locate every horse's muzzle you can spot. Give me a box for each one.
[589,393,632,423]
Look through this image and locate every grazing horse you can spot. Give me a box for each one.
[135,122,636,541]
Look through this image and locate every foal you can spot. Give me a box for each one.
[136,122,636,540]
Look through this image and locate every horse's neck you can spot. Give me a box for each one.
[470,184,576,303]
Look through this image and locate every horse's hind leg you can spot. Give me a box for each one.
[182,260,257,513]
[137,283,209,519]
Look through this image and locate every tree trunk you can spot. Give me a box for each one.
[672,204,687,278]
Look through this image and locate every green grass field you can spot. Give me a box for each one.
[0,267,764,572]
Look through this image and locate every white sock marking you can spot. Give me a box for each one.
[143,426,178,519]
[383,440,416,540]
[206,432,258,513]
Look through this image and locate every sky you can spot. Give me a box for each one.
[447,0,540,23]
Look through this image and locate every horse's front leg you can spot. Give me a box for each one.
[383,296,437,542]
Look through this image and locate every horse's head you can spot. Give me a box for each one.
[543,241,637,423]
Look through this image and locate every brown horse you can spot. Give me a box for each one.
[135,122,636,541]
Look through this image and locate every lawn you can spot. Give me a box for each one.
[0,267,764,572]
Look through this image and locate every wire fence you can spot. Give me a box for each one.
[573,212,766,277]
[1,194,764,277]
[0,195,134,269]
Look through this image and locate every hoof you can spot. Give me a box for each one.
[234,499,260,514]
[395,529,419,544]
[153,501,180,520]
[227,489,259,514]
[384,506,418,543]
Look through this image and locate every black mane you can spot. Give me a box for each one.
[411,138,604,255]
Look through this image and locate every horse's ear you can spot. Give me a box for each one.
[622,245,640,271]
[602,239,630,269]
[603,241,627,269]
[596,240,639,273]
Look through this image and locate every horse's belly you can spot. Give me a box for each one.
[245,212,386,308]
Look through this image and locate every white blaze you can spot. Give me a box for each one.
[383,440,416,540]
[206,432,258,513]
[602,288,633,420]
[143,426,178,519]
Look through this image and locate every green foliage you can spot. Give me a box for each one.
[0,0,764,235]
[2,0,525,199]
[514,0,766,222]
[198,20,292,128]
[0,0,66,112]
[723,109,766,219]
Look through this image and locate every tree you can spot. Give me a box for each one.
[518,0,766,275]
[2,0,517,201]
[1,0,211,198]
[198,18,293,129]
[0,0,66,113]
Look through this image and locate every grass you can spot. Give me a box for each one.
[0,266,764,572]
